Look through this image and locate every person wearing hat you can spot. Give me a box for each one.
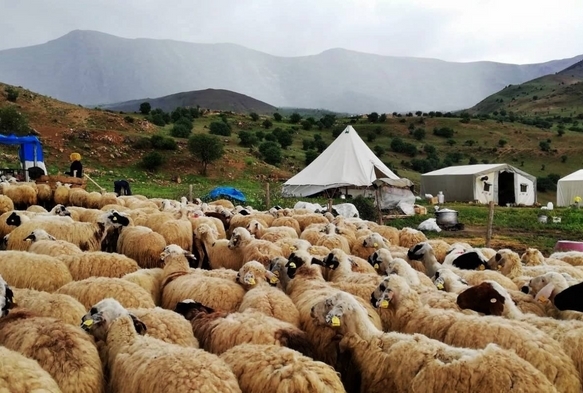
[65,152,83,178]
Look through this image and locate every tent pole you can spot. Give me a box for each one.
[485,201,495,247]
[375,187,383,225]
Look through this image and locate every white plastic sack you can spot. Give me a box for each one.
[294,201,325,212]
[418,218,442,232]
[332,203,360,218]
[397,201,415,216]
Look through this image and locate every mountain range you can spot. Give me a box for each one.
[0,30,582,113]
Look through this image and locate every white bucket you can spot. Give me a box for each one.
[538,215,548,224]
[437,191,444,204]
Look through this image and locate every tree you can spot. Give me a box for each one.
[498,139,507,147]
[238,130,259,147]
[5,86,18,102]
[373,145,385,157]
[262,119,273,129]
[413,128,426,141]
[0,106,30,135]
[273,112,283,122]
[301,120,312,130]
[188,134,224,176]
[141,151,164,171]
[170,118,192,138]
[139,102,151,115]
[302,138,315,150]
[209,121,231,136]
[366,132,376,142]
[415,111,422,116]
[305,150,319,166]
[249,112,260,121]
[273,128,293,149]
[378,113,387,123]
[259,141,282,165]
[539,140,551,152]
[367,112,379,123]
[289,112,302,124]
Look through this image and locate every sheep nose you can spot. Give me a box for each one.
[521,286,530,294]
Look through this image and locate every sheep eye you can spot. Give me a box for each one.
[90,307,98,315]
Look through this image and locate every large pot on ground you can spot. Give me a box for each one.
[435,209,458,226]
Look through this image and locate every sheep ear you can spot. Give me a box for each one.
[48,234,57,241]
[554,282,583,312]
[310,258,325,266]
[129,314,147,335]
[4,286,14,308]
[265,271,279,286]
[535,283,555,304]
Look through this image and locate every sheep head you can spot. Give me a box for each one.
[5,212,24,227]
[174,299,215,321]
[407,242,432,260]
[521,248,545,266]
[103,211,130,228]
[362,233,387,249]
[525,272,566,299]
[237,260,279,287]
[228,227,251,249]
[321,249,344,270]
[160,244,196,267]
[370,275,410,309]
[245,219,262,235]
[310,291,356,329]
[24,229,56,243]
[487,249,518,272]
[0,274,15,317]
[285,250,323,279]
[432,268,467,291]
[368,248,393,272]
[51,204,71,216]
[456,282,506,316]
[81,298,147,341]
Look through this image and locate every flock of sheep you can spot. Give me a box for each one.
[1,178,583,393]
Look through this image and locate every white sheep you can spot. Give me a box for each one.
[0,346,63,392]
[228,227,283,266]
[24,228,83,256]
[196,223,244,270]
[0,251,72,292]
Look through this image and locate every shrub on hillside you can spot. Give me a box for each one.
[170,123,192,138]
[0,106,29,135]
[238,130,259,147]
[5,86,18,102]
[305,149,319,166]
[124,116,135,124]
[150,135,177,150]
[433,127,454,138]
[259,141,282,165]
[209,121,231,136]
[132,137,152,149]
[141,151,164,171]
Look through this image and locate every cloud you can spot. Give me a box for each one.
[0,0,580,63]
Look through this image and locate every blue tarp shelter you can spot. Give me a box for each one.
[208,186,246,202]
[0,134,47,181]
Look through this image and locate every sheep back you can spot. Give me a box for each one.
[129,307,199,347]
[0,251,72,292]
[58,252,139,281]
[0,346,63,393]
[12,287,86,326]
[122,268,164,306]
[117,226,166,268]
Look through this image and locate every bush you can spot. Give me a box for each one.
[367,112,379,123]
[413,128,426,140]
[537,176,557,192]
[124,116,135,124]
[373,145,385,157]
[433,127,454,138]
[139,102,151,115]
[150,135,177,150]
[498,139,507,147]
[289,113,302,124]
[259,141,282,165]
[209,121,231,136]
[149,113,166,126]
[468,157,478,165]
[141,151,164,171]
[302,138,315,150]
[5,86,18,102]
[273,128,293,149]
[238,130,259,147]
[0,106,29,135]
[255,130,265,141]
[262,119,273,129]
[301,120,312,130]
[250,112,260,121]
[351,195,378,222]
[539,141,551,152]
[305,149,319,166]
[170,123,192,138]
[188,134,224,175]
[132,137,151,149]
[273,113,283,122]
[366,132,376,142]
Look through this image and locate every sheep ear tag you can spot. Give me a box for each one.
[81,319,94,330]
[269,276,279,284]
[330,316,341,327]
[248,277,256,285]
[288,262,296,269]
[490,298,497,303]
[478,264,485,271]
[373,263,379,270]
[380,300,390,308]
[373,242,379,248]
[535,283,554,304]
[436,283,444,290]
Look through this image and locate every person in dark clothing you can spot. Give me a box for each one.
[65,152,83,178]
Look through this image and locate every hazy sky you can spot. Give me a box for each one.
[0,0,581,64]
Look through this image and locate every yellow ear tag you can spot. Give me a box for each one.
[479,265,485,271]
[496,265,501,270]
[289,262,296,269]
[537,295,548,304]
[374,263,379,270]
[373,242,379,248]
[270,276,279,284]
[436,283,444,290]
[380,300,389,308]
[330,316,341,327]
[82,319,94,328]
[290,246,296,251]
[248,278,256,285]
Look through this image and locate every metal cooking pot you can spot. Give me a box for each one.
[435,209,458,226]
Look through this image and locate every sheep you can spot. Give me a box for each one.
[292,213,330,232]
[0,194,14,215]
[98,192,119,208]
[208,198,235,209]
[24,228,84,256]
[128,306,199,347]
[220,344,345,393]
[522,248,573,267]
[26,205,47,213]
[12,287,86,325]
[6,211,111,251]
[246,219,298,242]
[274,251,382,393]
[196,223,245,270]
[228,214,269,235]
[56,276,155,309]
[229,227,283,266]
[175,299,313,357]
[0,346,63,392]
[161,244,245,312]
[0,251,72,292]
[458,280,583,382]
[398,226,427,248]
[122,268,164,306]
[524,272,583,315]
[53,183,71,206]
[271,216,301,236]
[350,232,389,260]
[549,251,583,267]
[426,238,452,262]
[490,249,583,282]
[105,211,167,268]
[369,223,400,245]
[81,298,242,393]
[442,243,489,270]
[1,183,37,209]
[310,290,559,393]
[0,311,104,393]
[371,274,581,393]
[57,251,139,281]
[314,224,351,254]
[408,242,519,290]
[237,260,300,327]
[373,250,435,289]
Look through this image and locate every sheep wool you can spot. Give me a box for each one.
[117,225,167,269]
[128,306,199,347]
[0,195,14,215]
[220,344,345,393]
[0,346,63,393]
[58,251,139,281]
[56,276,155,309]
[0,251,72,292]
[25,229,84,257]
[12,287,86,326]
[122,268,164,306]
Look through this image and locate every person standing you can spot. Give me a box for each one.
[65,152,83,178]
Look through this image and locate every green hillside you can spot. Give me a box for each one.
[469,60,583,117]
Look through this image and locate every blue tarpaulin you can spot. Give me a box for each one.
[208,186,246,202]
[0,134,44,165]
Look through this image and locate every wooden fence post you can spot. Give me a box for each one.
[327,198,333,214]
[188,184,193,203]
[265,183,270,208]
[486,201,495,247]
[376,188,383,225]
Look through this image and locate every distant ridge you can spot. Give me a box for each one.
[468,59,583,116]
[0,30,582,112]
[100,88,277,114]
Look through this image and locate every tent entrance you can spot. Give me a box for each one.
[498,171,515,206]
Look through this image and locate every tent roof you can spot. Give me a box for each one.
[422,164,508,176]
[559,169,583,182]
[283,126,398,196]
[0,134,43,146]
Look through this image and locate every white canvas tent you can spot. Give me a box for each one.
[557,170,583,207]
[282,125,399,197]
[421,164,536,206]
